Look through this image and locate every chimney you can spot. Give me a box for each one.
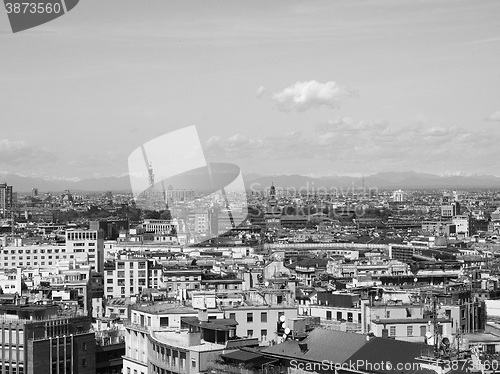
[198,308,208,323]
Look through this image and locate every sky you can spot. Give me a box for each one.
[1,0,500,180]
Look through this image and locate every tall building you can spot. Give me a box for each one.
[0,183,13,218]
[391,189,406,202]
[0,305,95,374]
[441,201,460,218]
[66,229,105,272]
[103,258,162,299]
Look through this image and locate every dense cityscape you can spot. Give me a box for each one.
[3,1,500,374]
[2,180,500,374]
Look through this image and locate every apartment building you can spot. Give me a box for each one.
[104,258,162,299]
[123,303,224,374]
[0,244,86,270]
[162,269,203,297]
[223,305,298,345]
[0,305,94,374]
[66,229,105,272]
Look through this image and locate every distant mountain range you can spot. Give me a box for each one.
[2,171,500,193]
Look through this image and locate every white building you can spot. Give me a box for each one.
[65,229,105,271]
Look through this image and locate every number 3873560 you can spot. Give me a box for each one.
[5,2,62,14]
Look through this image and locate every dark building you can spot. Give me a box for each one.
[0,305,95,374]
[0,183,13,218]
[95,331,125,374]
[90,220,129,240]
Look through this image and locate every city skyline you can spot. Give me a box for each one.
[1,0,500,179]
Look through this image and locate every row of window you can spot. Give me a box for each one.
[3,254,73,260]
[117,261,146,269]
[236,312,274,323]
[326,310,362,323]
[387,325,427,337]
[67,231,99,240]
[150,344,187,369]
[3,260,73,267]
[106,286,144,294]
[3,248,66,254]
[246,329,267,338]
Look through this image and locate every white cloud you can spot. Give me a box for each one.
[203,118,498,175]
[485,111,500,122]
[0,139,56,167]
[269,80,354,112]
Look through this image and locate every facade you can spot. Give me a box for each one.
[452,215,470,237]
[141,219,177,234]
[147,330,225,374]
[162,269,203,297]
[223,305,298,345]
[187,211,210,236]
[0,308,94,374]
[123,304,224,374]
[392,189,406,202]
[0,244,84,270]
[441,202,460,218]
[66,229,105,272]
[104,258,162,299]
[0,183,13,218]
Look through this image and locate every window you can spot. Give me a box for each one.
[389,326,396,337]
[82,342,87,351]
[247,313,253,323]
[261,329,267,339]
[406,326,413,336]
[229,313,236,320]
[326,311,332,320]
[336,311,342,321]
[261,312,267,323]
[347,312,353,322]
[386,311,391,318]
[82,358,87,367]
[191,359,196,368]
[247,330,253,337]
[420,326,427,336]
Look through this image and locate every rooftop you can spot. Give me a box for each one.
[151,330,226,352]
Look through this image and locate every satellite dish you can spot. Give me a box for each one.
[425,331,433,339]
[284,327,291,335]
[264,281,269,287]
[279,315,286,322]
[414,278,418,283]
